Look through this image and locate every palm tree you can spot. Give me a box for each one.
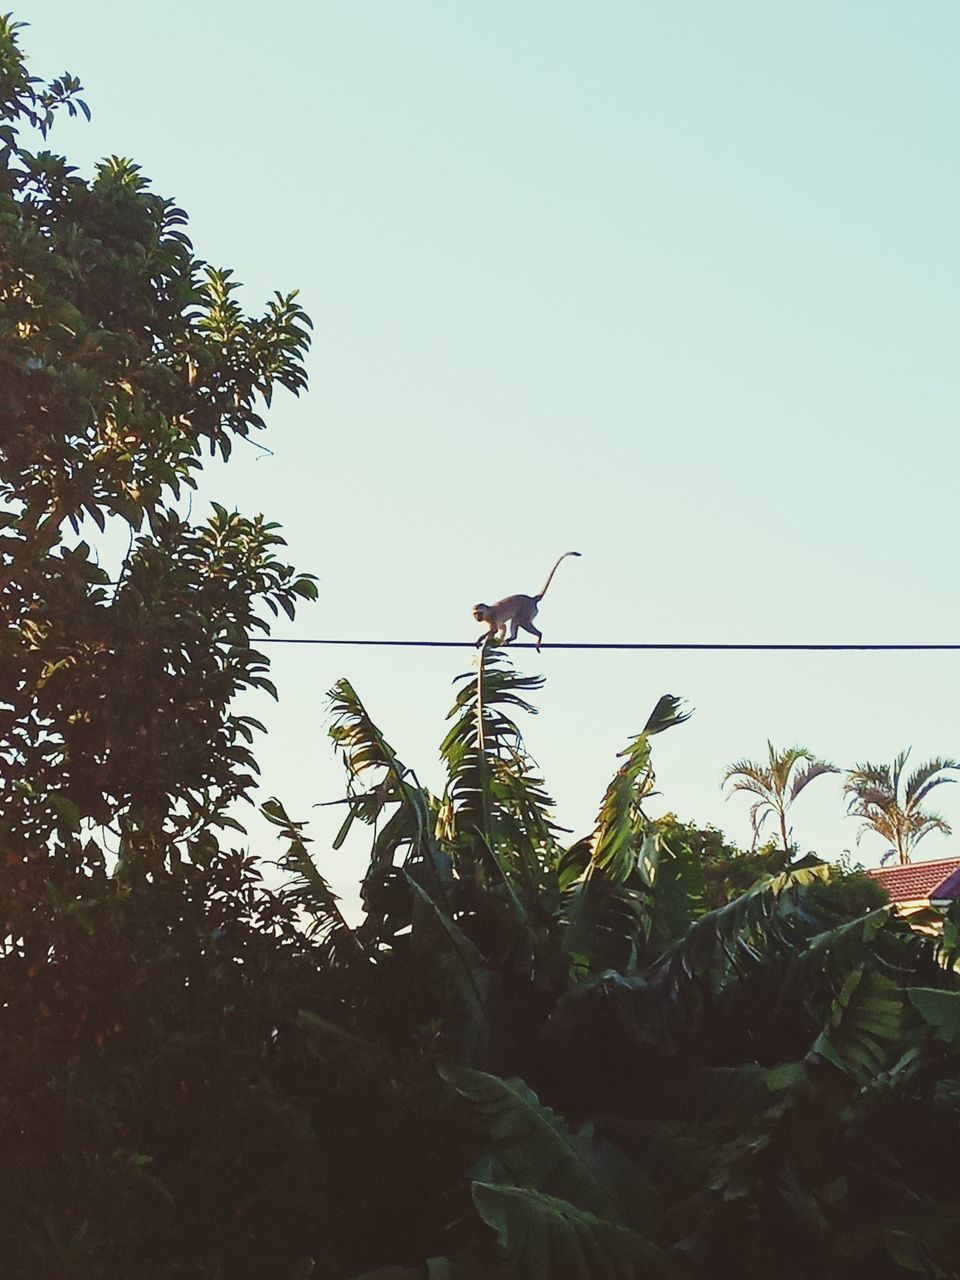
[722,742,839,854]
[844,750,960,865]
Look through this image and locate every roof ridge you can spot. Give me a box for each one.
[868,856,960,875]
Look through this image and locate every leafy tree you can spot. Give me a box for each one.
[657,812,784,910]
[0,14,317,870]
[844,749,960,865]
[722,741,839,853]
[0,20,436,1280]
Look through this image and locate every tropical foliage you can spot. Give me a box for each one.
[5,18,960,1280]
[303,653,960,1280]
[723,741,839,852]
[844,750,960,865]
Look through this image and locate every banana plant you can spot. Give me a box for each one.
[440,647,565,901]
[262,796,365,967]
[326,653,693,992]
[270,650,693,1073]
[560,695,691,976]
[327,677,451,932]
[437,1066,681,1280]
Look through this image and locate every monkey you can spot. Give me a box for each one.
[472,552,581,651]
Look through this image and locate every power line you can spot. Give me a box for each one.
[257,639,960,651]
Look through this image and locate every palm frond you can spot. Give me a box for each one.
[890,749,910,802]
[789,759,839,802]
[722,761,773,797]
[908,813,952,846]
[588,696,689,886]
[490,752,564,882]
[327,678,435,841]
[563,845,679,969]
[262,797,365,965]
[328,677,410,785]
[725,773,774,800]
[558,835,595,892]
[327,677,445,916]
[590,766,647,885]
[844,762,893,802]
[638,694,692,738]
[648,866,832,1005]
[441,647,562,890]
[906,758,960,811]
[748,798,773,838]
[774,908,895,1015]
[846,785,897,817]
[555,705,690,973]
[768,743,812,793]
[560,873,650,975]
[444,646,543,751]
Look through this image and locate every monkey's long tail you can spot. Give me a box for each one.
[536,551,581,601]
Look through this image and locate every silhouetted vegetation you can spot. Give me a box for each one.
[4,20,960,1280]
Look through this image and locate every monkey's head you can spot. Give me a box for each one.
[472,604,490,622]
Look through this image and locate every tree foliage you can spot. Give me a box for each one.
[0,15,317,872]
[0,22,446,1280]
[844,749,960,865]
[723,741,839,853]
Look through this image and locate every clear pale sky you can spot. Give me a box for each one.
[20,2,960,909]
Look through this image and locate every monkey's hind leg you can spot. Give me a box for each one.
[517,620,543,651]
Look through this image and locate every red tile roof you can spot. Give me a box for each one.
[868,857,960,904]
